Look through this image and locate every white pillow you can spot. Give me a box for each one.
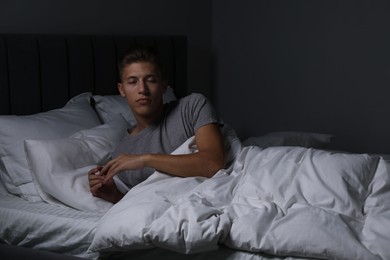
[242,131,332,149]
[0,92,101,202]
[92,86,177,125]
[24,115,129,212]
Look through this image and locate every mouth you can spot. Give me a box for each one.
[136,98,151,105]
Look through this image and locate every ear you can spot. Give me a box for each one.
[118,83,125,97]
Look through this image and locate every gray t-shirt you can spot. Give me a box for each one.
[112,93,221,188]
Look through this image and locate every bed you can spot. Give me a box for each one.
[1,34,390,260]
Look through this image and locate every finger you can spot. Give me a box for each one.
[90,182,102,194]
[88,166,101,176]
[100,161,118,180]
[103,165,119,183]
[89,178,103,189]
[100,160,115,176]
[88,174,104,182]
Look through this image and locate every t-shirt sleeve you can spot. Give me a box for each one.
[183,93,222,132]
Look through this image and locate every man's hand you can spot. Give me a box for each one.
[99,154,146,183]
[88,166,124,204]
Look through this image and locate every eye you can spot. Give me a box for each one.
[127,78,137,85]
[146,76,158,83]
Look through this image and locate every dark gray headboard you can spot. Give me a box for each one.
[0,34,186,115]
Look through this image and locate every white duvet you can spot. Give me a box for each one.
[89,131,390,260]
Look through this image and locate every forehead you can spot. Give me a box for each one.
[122,62,160,77]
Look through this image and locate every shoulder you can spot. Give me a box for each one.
[164,93,214,116]
[184,93,206,100]
[178,93,209,106]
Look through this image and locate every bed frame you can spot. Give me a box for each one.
[0,34,187,116]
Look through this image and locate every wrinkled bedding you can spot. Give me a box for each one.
[89,134,390,260]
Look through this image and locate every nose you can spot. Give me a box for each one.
[138,80,149,95]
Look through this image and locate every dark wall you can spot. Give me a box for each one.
[212,0,390,154]
[0,0,213,97]
[2,0,390,154]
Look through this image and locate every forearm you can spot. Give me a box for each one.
[101,124,226,181]
[143,151,225,178]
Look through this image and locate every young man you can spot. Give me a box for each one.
[88,45,225,203]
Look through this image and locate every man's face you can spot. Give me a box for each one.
[118,62,165,120]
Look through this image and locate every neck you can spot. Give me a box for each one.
[132,105,164,135]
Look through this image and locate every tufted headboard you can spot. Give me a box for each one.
[0,34,187,115]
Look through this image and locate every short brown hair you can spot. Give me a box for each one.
[118,45,163,79]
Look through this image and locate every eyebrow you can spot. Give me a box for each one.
[126,74,160,80]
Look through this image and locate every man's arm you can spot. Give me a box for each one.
[144,123,225,178]
[101,123,225,182]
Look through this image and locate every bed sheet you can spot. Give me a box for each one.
[0,194,101,259]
